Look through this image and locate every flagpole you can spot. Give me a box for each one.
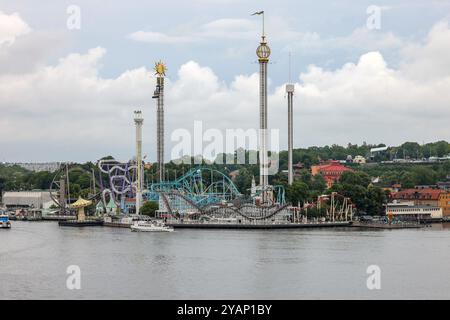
[262,12,265,38]
[251,11,265,40]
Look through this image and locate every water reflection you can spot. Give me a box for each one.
[1,221,450,299]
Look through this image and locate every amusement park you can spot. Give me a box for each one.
[4,1,450,304]
[47,160,355,228]
[41,13,355,229]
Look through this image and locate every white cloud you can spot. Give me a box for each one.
[1,15,450,162]
[200,18,257,40]
[0,11,30,46]
[337,27,404,51]
[283,26,404,54]
[127,31,197,44]
[0,11,65,74]
[0,11,31,47]
[127,16,321,49]
[128,15,404,58]
[400,21,450,81]
[127,18,258,44]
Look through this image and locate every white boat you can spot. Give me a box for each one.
[0,214,11,229]
[130,220,174,232]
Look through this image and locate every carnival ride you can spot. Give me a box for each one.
[49,163,101,215]
[157,189,291,223]
[141,166,291,222]
[156,189,354,223]
[94,162,290,222]
[252,184,286,206]
[293,192,355,222]
[50,161,352,223]
[145,167,242,204]
[50,160,143,215]
[97,159,143,212]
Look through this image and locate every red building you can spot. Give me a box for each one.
[390,188,443,207]
[311,161,354,188]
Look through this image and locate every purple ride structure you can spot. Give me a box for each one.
[97,159,144,214]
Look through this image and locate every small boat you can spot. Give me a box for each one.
[0,213,11,229]
[131,220,174,232]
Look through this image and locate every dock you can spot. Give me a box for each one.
[351,221,423,229]
[43,215,76,221]
[10,215,77,221]
[166,221,352,229]
[58,220,103,227]
[103,222,131,228]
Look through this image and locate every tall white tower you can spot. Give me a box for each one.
[254,11,271,203]
[286,54,295,185]
[134,110,144,215]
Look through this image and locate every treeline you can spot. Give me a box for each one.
[360,163,450,188]
[1,141,449,216]
[0,163,96,200]
[277,140,450,168]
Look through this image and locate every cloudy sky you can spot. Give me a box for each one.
[0,0,449,162]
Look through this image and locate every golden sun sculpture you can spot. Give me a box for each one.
[154,61,167,76]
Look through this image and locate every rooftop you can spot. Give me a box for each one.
[387,203,440,209]
[392,188,444,200]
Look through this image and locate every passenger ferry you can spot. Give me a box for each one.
[0,213,11,229]
[131,220,174,232]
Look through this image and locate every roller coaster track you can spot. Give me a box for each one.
[161,190,201,212]
[148,166,242,201]
[160,190,289,221]
[160,193,174,215]
[232,203,290,221]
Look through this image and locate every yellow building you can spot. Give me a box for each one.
[439,192,450,217]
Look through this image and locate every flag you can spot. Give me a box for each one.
[251,11,264,15]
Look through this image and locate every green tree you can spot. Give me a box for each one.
[140,201,159,217]
[435,141,449,157]
[400,172,415,188]
[297,169,312,185]
[399,142,421,159]
[69,183,81,199]
[310,174,327,193]
[339,171,371,187]
[76,174,91,189]
[234,168,253,195]
[286,181,310,206]
[410,166,437,185]
[330,183,367,212]
[366,186,387,215]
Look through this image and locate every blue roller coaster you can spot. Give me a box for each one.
[144,166,243,206]
[98,161,286,214]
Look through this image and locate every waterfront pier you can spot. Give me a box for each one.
[167,221,351,229]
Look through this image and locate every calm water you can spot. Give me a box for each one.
[1,221,450,299]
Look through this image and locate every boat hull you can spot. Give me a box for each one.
[0,222,11,229]
[130,225,174,232]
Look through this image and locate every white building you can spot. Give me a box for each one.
[353,155,366,164]
[370,146,388,154]
[5,162,61,173]
[386,202,443,220]
[2,191,52,209]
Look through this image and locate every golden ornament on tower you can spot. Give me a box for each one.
[154,61,167,76]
